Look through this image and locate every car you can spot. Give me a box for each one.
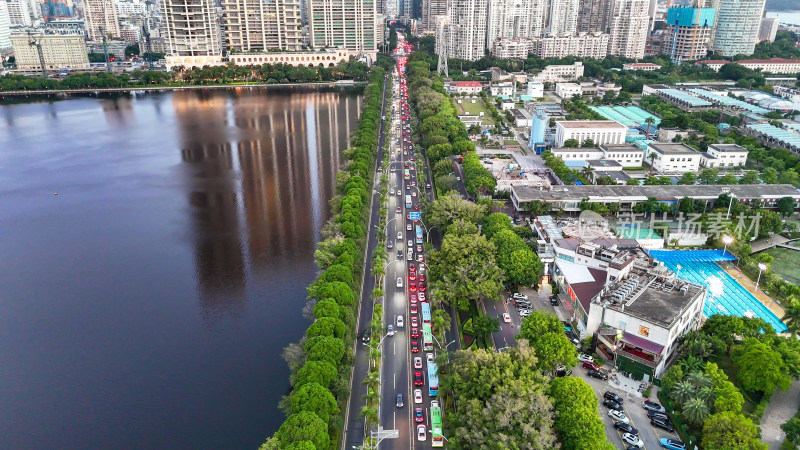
[615,421,639,435]
[417,424,426,442]
[409,273,416,281]
[360,329,371,343]
[413,204,419,210]
[550,296,559,306]
[387,240,393,249]
[397,232,402,240]
[414,356,423,369]
[651,417,675,432]
[414,389,423,404]
[396,277,403,288]
[583,361,600,371]
[408,240,413,248]
[660,438,686,450]
[514,298,531,307]
[502,313,511,323]
[419,274,426,282]
[396,207,401,213]
[387,324,394,336]
[418,292,426,302]
[416,244,423,252]
[588,369,608,380]
[406,184,410,190]
[518,308,532,318]
[410,305,418,314]
[604,391,624,404]
[396,393,404,408]
[397,250,403,258]
[512,293,528,300]
[409,284,416,292]
[622,433,644,448]
[608,409,629,424]
[456,176,461,181]
[648,410,670,421]
[413,371,423,385]
[411,327,420,338]
[397,191,401,197]
[411,340,420,352]
[418,282,426,291]
[643,400,666,413]
[410,294,417,304]
[411,191,417,197]
[417,255,424,262]
[426,183,431,189]
[603,399,623,411]
[396,315,404,328]
[578,353,594,363]
[407,223,412,231]
[404,163,409,168]
[414,408,424,423]
[426,352,435,363]
[411,316,419,327]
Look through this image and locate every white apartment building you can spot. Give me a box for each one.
[84,0,121,42]
[548,0,579,36]
[601,144,644,166]
[11,31,90,70]
[648,142,701,174]
[222,0,302,52]
[436,0,488,61]
[421,0,446,33]
[6,0,32,27]
[528,62,584,83]
[713,0,765,57]
[161,0,222,67]
[699,143,749,168]
[529,32,609,59]
[115,0,148,16]
[490,81,513,97]
[228,49,352,66]
[486,0,545,47]
[759,17,779,43]
[555,82,581,99]
[491,37,533,59]
[527,81,544,98]
[0,2,10,51]
[308,0,377,60]
[555,121,628,147]
[607,0,649,59]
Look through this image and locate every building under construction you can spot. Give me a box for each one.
[10,30,90,72]
[661,6,716,62]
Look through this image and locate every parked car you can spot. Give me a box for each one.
[608,409,629,424]
[512,293,528,300]
[614,422,638,435]
[588,369,608,380]
[550,296,559,306]
[643,400,666,413]
[604,391,624,404]
[583,361,600,371]
[577,353,594,363]
[603,399,623,411]
[651,417,675,432]
[396,393,403,408]
[648,410,670,421]
[622,433,644,448]
[659,438,686,450]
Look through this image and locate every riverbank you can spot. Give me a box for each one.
[0,80,367,97]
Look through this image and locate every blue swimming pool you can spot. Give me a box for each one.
[648,251,786,333]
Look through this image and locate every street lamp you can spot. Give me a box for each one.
[755,262,767,293]
[722,235,733,257]
[380,259,402,290]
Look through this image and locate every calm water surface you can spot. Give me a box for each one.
[0,86,363,449]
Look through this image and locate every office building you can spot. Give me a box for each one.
[446,81,484,95]
[699,143,749,168]
[486,0,544,47]
[758,17,779,43]
[647,142,701,174]
[222,0,302,52]
[436,0,488,61]
[308,0,377,60]
[421,0,445,33]
[661,7,716,62]
[40,0,74,21]
[160,0,222,67]
[622,62,661,71]
[548,0,578,36]
[555,82,581,99]
[607,0,649,59]
[6,0,32,26]
[529,32,609,59]
[399,0,412,18]
[554,120,628,147]
[83,0,121,41]
[695,58,800,74]
[578,0,612,33]
[115,0,148,16]
[11,30,90,70]
[528,61,584,83]
[0,2,10,51]
[712,0,765,57]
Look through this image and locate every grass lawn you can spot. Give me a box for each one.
[458,99,495,125]
[765,248,800,285]
[503,140,519,146]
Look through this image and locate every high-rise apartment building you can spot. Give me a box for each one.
[436,0,488,61]
[548,0,578,36]
[607,0,649,59]
[529,32,610,59]
[0,2,11,51]
[759,17,779,43]
[486,0,545,47]
[6,0,32,26]
[308,0,377,59]
[577,0,612,33]
[399,0,412,18]
[661,6,716,62]
[421,0,445,33]
[222,0,302,51]
[160,0,222,66]
[83,0,121,41]
[712,0,765,57]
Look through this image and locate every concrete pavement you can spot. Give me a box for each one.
[762,380,800,449]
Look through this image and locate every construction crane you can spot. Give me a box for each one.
[27,31,48,78]
[142,2,154,69]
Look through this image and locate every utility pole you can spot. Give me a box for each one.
[27,31,48,78]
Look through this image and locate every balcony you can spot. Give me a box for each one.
[618,344,661,368]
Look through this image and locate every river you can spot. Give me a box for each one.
[0,86,363,449]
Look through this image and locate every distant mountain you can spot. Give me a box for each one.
[767,0,799,12]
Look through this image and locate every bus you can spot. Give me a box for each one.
[430,401,444,447]
[404,169,410,180]
[415,225,423,244]
[422,323,434,352]
[421,302,431,324]
[427,361,439,397]
[405,195,412,209]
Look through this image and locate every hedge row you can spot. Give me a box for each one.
[261,67,386,450]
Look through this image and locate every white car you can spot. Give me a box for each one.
[396,278,403,288]
[417,424,426,442]
[608,409,629,424]
[414,389,423,403]
[397,232,402,240]
[414,356,423,369]
[578,353,594,363]
[407,223,412,230]
[427,353,435,363]
[512,293,528,300]
[622,433,644,448]
[502,313,511,323]
[412,191,417,197]
[397,315,404,328]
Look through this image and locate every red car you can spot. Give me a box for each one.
[414,371,423,385]
[418,283,426,292]
[409,263,416,272]
[411,341,420,353]
[414,408,425,423]
[583,361,600,371]
[410,327,420,338]
[419,274,426,282]
[413,205,419,210]
[411,315,419,327]
[410,306,418,315]
[409,284,416,292]
[410,294,417,304]
[409,273,416,281]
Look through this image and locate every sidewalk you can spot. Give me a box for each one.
[718,262,785,319]
[762,380,800,449]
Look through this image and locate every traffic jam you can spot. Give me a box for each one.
[389,36,443,448]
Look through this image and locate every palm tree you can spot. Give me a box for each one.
[682,397,710,425]
[644,117,656,139]
[368,345,382,368]
[648,151,658,175]
[679,355,704,373]
[360,405,379,429]
[670,380,696,405]
[363,387,378,405]
[431,309,451,343]
[362,369,380,392]
[582,165,595,183]
[686,370,712,389]
[782,301,800,337]
[697,385,715,401]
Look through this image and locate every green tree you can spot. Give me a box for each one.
[426,191,489,230]
[290,382,338,421]
[683,396,710,425]
[275,411,329,449]
[740,170,760,184]
[294,360,338,389]
[519,310,562,340]
[532,332,578,371]
[678,172,697,185]
[471,315,500,343]
[492,229,542,285]
[549,377,616,450]
[670,380,696,404]
[482,212,512,239]
[781,418,800,446]
[732,337,791,394]
[702,411,767,450]
[714,380,744,413]
[762,167,779,184]
[306,317,347,339]
[778,197,795,217]
[702,315,744,353]
[718,173,738,184]
[644,117,656,139]
[699,168,719,185]
[303,335,345,365]
[660,365,685,394]
[431,308,451,343]
[312,298,343,321]
[563,138,579,148]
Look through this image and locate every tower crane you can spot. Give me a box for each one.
[27,31,47,78]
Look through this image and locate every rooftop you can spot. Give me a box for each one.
[657,89,713,107]
[587,159,623,168]
[600,272,704,328]
[551,147,603,153]
[556,259,607,313]
[624,63,662,67]
[708,143,747,153]
[594,170,631,181]
[738,58,800,65]
[452,81,482,87]
[601,144,643,153]
[648,142,699,155]
[556,120,627,129]
[512,184,800,202]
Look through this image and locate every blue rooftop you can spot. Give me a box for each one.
[658,89,713,107]
[687,88,770,114]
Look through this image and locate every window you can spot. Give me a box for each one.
[639,325,650,337]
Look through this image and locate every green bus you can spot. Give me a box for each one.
[422,323,433,352]
[431,400,444,447]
